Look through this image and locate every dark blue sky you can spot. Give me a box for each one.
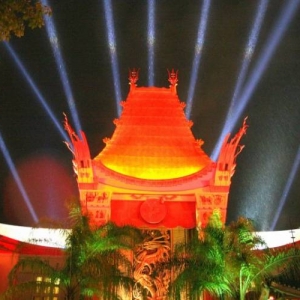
[0,0,299,230]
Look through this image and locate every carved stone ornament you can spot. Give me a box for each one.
[140,199,167,224]
[133,230,171,300]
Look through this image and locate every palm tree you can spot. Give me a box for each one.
[2,205,143,300]
[267,249,300,299]
[170,211,300,300]
[170,210,232,300]
[224,216,266,300]
[225,218,300,300]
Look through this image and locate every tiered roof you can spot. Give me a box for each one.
[94,72,212,180]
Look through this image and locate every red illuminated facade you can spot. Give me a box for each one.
[65,70,247,230]
[64,70,247,299]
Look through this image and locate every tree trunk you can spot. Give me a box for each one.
[258,286,270,300]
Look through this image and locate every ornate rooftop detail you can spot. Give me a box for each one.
[168,68,178,94]
[64,114,93,183]
[214,117,248,186]
[94,83,212,180]
[129,68,140,92]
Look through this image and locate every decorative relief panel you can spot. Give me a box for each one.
[140,199,167,224]
[133,230,171,300]
[80,190,111,225]
[85,191,110,204]
[196,194,228,228]
[198,194,226,207]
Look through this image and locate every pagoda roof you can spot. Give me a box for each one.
[94,86,212,180]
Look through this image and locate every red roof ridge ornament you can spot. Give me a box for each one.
[168,68,178,94]
[63,113,93,183]
[214,117,248,186]
[129,68,140,92]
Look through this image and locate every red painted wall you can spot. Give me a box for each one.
[0,253,19,294]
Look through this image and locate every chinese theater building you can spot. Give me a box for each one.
[64,69,248,299]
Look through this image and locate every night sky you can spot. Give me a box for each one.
[0,0,299,231]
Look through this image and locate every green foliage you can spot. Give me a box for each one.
[271,248,300,287]
[170,210,232,299]
[2,204,143,300]
[3,205,300,300]
[224,218,300,300]
[0,0,51,41]
[170,211,300,300]
[224,217,266,298]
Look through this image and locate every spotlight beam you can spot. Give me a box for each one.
[103,0,122,117]
[211,0,300,161]
[148,0,156,86]
[41,0,82,136]
[211,0,268,161]
[271,145,300,230]
[0,132,38,223]
[185,0,211,118]
[3,43,70,143]
[230,0,268,114]
[234,0,300,122]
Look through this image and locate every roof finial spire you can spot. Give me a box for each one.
[168,69,178,94]
[129,68,140,92]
